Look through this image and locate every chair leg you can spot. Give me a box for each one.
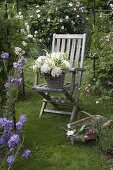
[39,100,47,118]
[70,105,78,122]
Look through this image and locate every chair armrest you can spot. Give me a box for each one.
[69,68,84,73]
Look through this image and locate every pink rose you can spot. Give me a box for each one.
[84,135,89,140]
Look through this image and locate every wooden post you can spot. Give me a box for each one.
[13,103,17,131]
[16,0,19,12]
[93,0,96,25]
[21,68,25,99]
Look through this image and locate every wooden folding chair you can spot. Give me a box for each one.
[33,33,86,122]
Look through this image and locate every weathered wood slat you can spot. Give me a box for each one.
[56,39,61,52]
[44,109,72,115]
[33,83,71,92]
[54,34,86,39]
[70,39,76,66]
[66,39,71,57]
[74,39,81,68]
[61,39,66,52]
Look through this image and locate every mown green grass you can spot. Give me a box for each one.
[11,59,113,170]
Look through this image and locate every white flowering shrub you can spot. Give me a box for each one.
[29,0,88,47]
[89,31,113,99]
[33,52,71,77]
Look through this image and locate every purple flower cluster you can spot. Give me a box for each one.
[11,75,22,86]
[0,118,13,145]
[108,81,113,87]
[1,52,9,59]
[13,57,27,70]
[7,155,14,164]
[8,134,20,151]
[0,115,31,166]
[16,115,26,130]
[4,75,22,89]
[22,149,32,158]
[4,82,11,89]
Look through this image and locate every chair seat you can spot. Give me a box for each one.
[33,82,72,92]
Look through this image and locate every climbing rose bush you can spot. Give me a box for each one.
[29,0,88,47]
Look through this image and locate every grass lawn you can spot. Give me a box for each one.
[11,59,113,170]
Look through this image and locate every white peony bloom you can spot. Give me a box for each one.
[66,130,74,136]
[62,60,71,69]
[41,63,51,74]
[51,66,62,77]
[47,58,55,68]
[22,41,27,46]
[50,52,61,61]
[77,15,80,18]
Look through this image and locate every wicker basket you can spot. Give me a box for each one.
[44,73,65,89]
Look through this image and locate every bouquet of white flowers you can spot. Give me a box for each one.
[33,52,70,77]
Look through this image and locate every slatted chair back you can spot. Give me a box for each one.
[52,34,86,69]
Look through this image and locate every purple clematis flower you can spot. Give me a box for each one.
[0,118,13,131]
[108,81,113,87]
[7,155,14,164]
[11,75,22,86]
[16,121,23,130]
[18,57,27,65]
[22,150,31,158]
[4,82,11,89]
[13,62,23,70]
[1,52,9,59]
[19,115,26,123]
[8,134,20,150]
[16,115,26,130]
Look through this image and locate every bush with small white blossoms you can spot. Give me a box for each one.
[33,52,71,77]
[89,31,113,100]
[0,2,39,111]
[29,0,88,47]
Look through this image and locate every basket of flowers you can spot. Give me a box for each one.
[33,52,71,89]
[65,114,112,144]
